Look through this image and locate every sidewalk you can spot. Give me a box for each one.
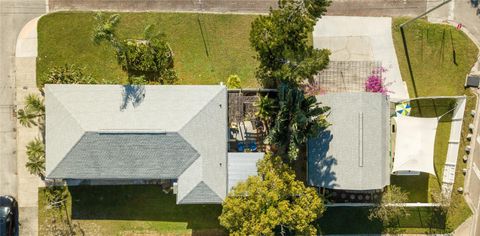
[15,17,45,236]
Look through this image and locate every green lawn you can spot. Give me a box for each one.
[391,97,456,203]
[316,207,447,234]
[392,17,477,231]
[37,12,259,87]
[316,18,478,234]
[38,185,225,235]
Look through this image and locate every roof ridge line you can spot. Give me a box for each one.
[47,133,86,178]
[177,180,223,204]
[48,88,86,132]
[177,86,226,133]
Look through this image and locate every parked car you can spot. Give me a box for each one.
[0,196,17,236]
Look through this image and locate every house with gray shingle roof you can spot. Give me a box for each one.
[45,84,228,204]
[307,92,391,191]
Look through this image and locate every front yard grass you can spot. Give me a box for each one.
[38,185,225,235]
[37,12,259,87]
[316,17,478,234]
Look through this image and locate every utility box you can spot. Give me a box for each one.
[465,73,480,88]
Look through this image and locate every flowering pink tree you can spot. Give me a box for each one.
[365,67,389,95]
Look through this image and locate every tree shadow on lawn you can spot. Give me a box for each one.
[316,206,446,234]
[409,98,457,121]
[390,173,429,202]
[69,185,224,232]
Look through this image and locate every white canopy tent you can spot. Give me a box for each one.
[392,116,438,176]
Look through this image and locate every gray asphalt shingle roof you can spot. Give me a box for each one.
[177,181,223,204]
[308,92,391,190]
[45,84,228,204]
[48,132,200,179]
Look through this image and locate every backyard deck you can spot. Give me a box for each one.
[227,90,275,153]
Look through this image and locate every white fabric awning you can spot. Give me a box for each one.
[392,116,438,176]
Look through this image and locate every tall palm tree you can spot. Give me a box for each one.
[25,138,45,179]
[268,83,330,162]
[17,94,44,128]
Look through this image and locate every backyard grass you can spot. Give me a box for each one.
[316,18,478,234]
[392,17,477,231]
[38,185,225,235]
[37,12,259,87]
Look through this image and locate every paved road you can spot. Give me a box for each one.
[0,0,45,197]
[48,0,426,15]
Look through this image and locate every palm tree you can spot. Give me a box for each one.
[17,94,45,128]
[92,12,120,45]
[25,138,45,179]
[254,94,277,132]
[268,83,330,162]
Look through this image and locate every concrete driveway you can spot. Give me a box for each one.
[313,16,410,101]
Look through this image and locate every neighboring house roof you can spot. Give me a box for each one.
[45,84,228,204]
[227,152,264,191]
[308,92,391,190]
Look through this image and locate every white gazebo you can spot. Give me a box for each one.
[392,116,438,176]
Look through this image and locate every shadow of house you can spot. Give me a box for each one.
[69,185,225,233]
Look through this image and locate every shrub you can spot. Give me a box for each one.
[116,39,177,84]
[43,64,96,86]
[226,74,241,89]
[365,67,388,95]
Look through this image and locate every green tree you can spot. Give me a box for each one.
[219,155,324,235]
[226,74,241,89]
[25,138,45,179]
[369,185,409,225]
[92,15,178,84]
[92,12,120,45]
[268,83,330,161]
[254,94,277,132]
[116,39,177,84]
[250,0,331,87]
[17,94,45,128]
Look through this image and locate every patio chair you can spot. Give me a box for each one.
[237,143,245,152]
[237,122,246,141]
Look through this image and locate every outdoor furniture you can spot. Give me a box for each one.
[237,122,247,141]
[237,143,245,152]
[249,142,257,152]
[395,102,411,116]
